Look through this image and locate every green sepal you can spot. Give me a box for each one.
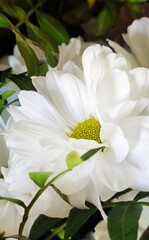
[66,151,83,169]
[0,196,26,208]
[29,172,53,188]
[134,191,149,201]
[81,146,105,161]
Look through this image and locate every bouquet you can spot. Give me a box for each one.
[0,0,149,239]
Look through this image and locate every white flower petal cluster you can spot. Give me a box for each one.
[1,41,149,235]
[108,17,149,69]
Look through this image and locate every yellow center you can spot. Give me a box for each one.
[68,118,101,143]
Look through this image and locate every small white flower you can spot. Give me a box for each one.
[108,17,149,69]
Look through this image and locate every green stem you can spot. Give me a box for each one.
[18,169,70,236]
[45,222,67,240]
[15,0,46,29]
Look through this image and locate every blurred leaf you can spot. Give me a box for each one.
[11,0,33,8]
[0,0,26,20]
[65,203,97,238]
[29,214,63,240]
[87,0,96,8]
[0,15,10,28]
[127,2,143,17]
[108,201,143,240]
[105,0,119,19]
[26,22,58,67]
[15,33,40,76]
[36,10,69,45]
[0,68,12,84]
[9,73,36,90]
[0,90,16,113]
[0,196,26,208]
[1,90,15,99]
[66,151,83,169]
[95,6,114,36]
[81,146,105,161]
[0,13,14,29]
[29,172,52,188]
[134,191,149,201]
[63,2,91,25]
[127,0,147,2]
[39,62,49,76]
[140,226,149,240]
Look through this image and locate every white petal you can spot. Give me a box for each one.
[129,68,149,100]
[100,123,129,163]
[94,220,110,240]
[46,70,91,125]
[97,70,130,111]
[120,116,149,190]
[108,39,139,69]
[123,17,149,67]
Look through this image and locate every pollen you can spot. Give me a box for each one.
[68,118,101,143]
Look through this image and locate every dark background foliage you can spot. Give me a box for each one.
[0,0,149,58]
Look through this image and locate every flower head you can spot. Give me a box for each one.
[3,44,149,220]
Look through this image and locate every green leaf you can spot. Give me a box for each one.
[9,73,36,90]
[0,90,16,114]
[0,15,10,28]
[0,0,26,20]
[1,90,16,99]
[65,203,97,238]
[66,151,83,169]
[15,33,40,76]
[36,10,69,45]
[29,214,63,240]
[140,226,149,240]
[127,0,147,2]
[107,201,143,240]
[0,68,12,85]
[127,2,143,17]
[106,188,132,202]
[0,13,14,29]
[29,172,52,188]
[26,21,58,67]
[81,146,105,161]
[51,184,70,204]
[39,62,49,76]
[134,191,149,201]
[95,6,114,36]
[63,2,90,25]
[0,196,26,208]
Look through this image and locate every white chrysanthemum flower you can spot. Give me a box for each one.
[3,44,149,219]
[108,17,149,69]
